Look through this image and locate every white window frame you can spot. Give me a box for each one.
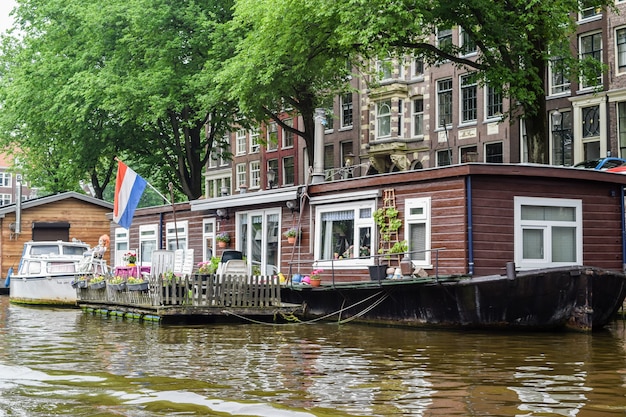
[166,220,188,251]
[138,224,159,267]
[340,93,353,128]
[282,119,294,148]
[405,197,432,268]
[0,193,11,205]
[412,98,424,137]
[236,129,246,155]
[250,128,260,153]
[250,160,261,189]
[485,85,503,120]
[460,73,477,124]
[314,200,376,269]
[549,57,571,96]
[266,123,278,151]
[0,172,11,187]
[202,218,216,262]
[579,31,603,89]
[236,163,247,190]
[514,196,583,269]
[114,227,129,266]
[376,99,392,138]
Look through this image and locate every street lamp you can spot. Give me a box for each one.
[267,168,276,189]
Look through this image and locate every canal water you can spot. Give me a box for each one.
[1,297,625,417]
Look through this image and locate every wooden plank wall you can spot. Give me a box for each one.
[0,199,111,281]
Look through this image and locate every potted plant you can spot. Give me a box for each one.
[107,275,126,291]
[72,275,89,289]
[216,232,230,248]
[283,227,300,244]
[371,206,404,281]
[127,276,148,291]
[309,268,323,287]
[123,251,137,266]
[197,257,220,275]
[88,275,106,290]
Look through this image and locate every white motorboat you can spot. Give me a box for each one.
[9,240,107,306]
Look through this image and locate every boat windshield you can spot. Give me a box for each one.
[62,246,87,256]
[30,245,60,255]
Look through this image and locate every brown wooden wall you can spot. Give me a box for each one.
[0,199,112,281]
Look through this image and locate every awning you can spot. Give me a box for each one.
[190,186,300,211]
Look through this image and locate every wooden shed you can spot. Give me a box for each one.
[0,191,113,287]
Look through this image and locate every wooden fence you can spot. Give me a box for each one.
[77,273,282,308]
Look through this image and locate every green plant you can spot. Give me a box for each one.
[108,276,125,285]
[216,232,230,243]
[388,240,408,254]
[90,275,105,284]
[283,227,299,238]
[197,256,220,274]
[127,276,145,284]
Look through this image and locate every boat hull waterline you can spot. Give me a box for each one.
[281,266,626,331]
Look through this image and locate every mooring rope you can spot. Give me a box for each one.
[222,290,389,326]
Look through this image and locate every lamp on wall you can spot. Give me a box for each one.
[286,200,299,213]
[216,208,229,220]
[267,168,276,189]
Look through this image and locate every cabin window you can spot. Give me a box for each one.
[114,228,129,266]
[405,197,431,267]
[202,219,216,261]
[139,224,158,266]
[314,201,375,268]
[166,220,188,251]
[514,197,582,269]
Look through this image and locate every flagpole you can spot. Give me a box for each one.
[169,182,179,248]
[114,157,172,204]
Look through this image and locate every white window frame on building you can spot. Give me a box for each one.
[548,57,571,96]
[437,78,453,127]
[250,127,260,153]
[166,220,188,251]
[437,27,452,50]
[236,163,247,191]
[139,224,158,267]
[616,27,626,75]
[514,196,582,270]
[250,160,261,189]
[375,56,393,81]
[572,95,607,164]
[411,56,424,79]
[282,118,294,148]
[202,218,216,262]
[266,123,278,151]
[0,193,11,206]
[579,31,603,89]
[282,156,295,186]
[459,26,476,56]
[313,200,376,269]
[114,227,129,266]
[412,98,424,137]
[405,197,432,268]
[376,99,392,138]
[236,129,246,155]
[341,93,353,128]
[0,172,11,187]
[485,84,503,120]
[460,73,477,124]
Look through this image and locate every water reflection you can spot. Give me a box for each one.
[1,297,626,416]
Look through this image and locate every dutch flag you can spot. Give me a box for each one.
[113,160,147,229]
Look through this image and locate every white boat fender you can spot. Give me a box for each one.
[4,267,12,288]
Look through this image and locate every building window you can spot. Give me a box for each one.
[437,78,453,127]
[236,129,246,155]
[282,119,294,148]
[437,27,452,50]
[486,85,503,119]
[377,99,392,138]
[619,102,626,156]
[459,27,476,55]
[412,98,424,136]
[514,197,582,269]
[250,160,261,189]
[617,28,626,73]
[314,201,375,266]
[206,176,230,198]
[236,163,246,190]
[485,142,503,163]
[139,224,158,266]
[405,197,431,266]
[114,228,129,266]
[549,57,571,95]
[580,2,601,20]
[460,146,479,163]
[166,220,188,251]
[376,57,393,80]
[0,172,11,187]
[341,94,353,128]
[551,110,573,166]
[582,105,600,138]
[266,123,278,151]
[437,149,452,166]
[250,127,260,153]
[202,219,215,262]
[412,57,424,78]
[0,194,10,205]
[580,32,602,88]
[460,74,477,123]
[283,156,295,185]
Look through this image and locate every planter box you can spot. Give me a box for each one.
[72,280,88,289]
[368,264,388,281]
[88,281,106,290]
[108,283,126,291]
[127,282,149,291]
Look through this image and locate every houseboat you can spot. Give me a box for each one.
[107,163,626,330]
[9,240,107,306]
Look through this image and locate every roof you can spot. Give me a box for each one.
[0,191,112,218]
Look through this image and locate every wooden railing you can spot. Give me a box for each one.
[77,273,282,308]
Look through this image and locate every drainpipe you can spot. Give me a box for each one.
[15,174,22,235]
[310,108,326,184]
[466,176,474,276]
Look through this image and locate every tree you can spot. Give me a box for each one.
[221,0,354,165]
[0,0,238,200]
[333,0,611,163]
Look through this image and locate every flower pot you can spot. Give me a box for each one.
[368,264,388,281]
[109,283,126,291]
[287,236,296,244]
[126,263,136,267]
[127,282,149,291]
[72,280,88,289]
[310,278,321,287]
[218,241,227,248]
[88,281,106,290]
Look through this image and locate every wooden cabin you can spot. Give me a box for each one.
[111,164,626,283]
[0,191,113,287]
